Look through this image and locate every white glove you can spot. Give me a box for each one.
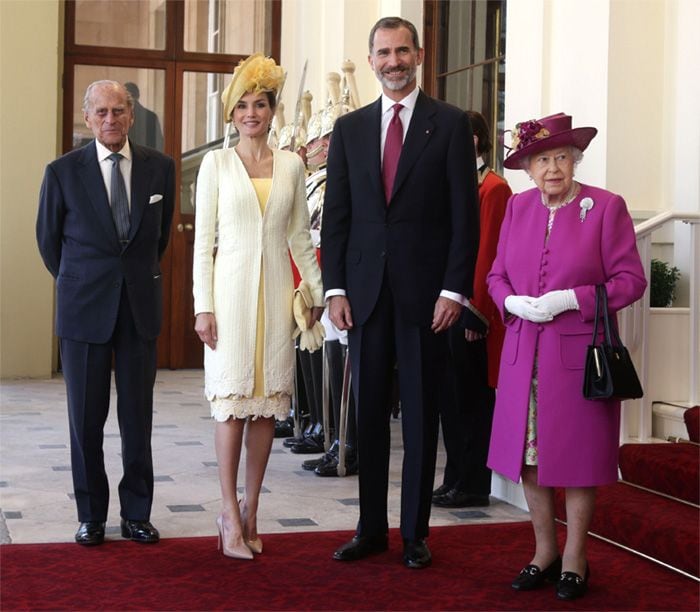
[532,289,579,318]
[504,295,554,323]
[298,321,325,353]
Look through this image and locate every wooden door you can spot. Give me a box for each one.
[168,63,239,368]
[64,0,281,369]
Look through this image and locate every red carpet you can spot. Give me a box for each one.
[1,522,697,611]
[619,442,699,505]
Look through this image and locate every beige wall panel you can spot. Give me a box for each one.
[1,0,61,378]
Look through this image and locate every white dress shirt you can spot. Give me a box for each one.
[325,86,467,308]
[95,139,132,210]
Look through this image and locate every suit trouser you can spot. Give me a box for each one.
[439,329,494,495]
[348,279,446,540]
[60,287,157,522]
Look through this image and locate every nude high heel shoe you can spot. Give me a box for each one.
[216,515,253,560]
[239,498,263,554]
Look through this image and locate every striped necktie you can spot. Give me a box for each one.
[108,153,130,242]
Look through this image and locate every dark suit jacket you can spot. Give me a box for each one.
[321,91,479,326]
[36,140,175,343]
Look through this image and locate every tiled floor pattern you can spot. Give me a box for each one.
[0,370,527,545]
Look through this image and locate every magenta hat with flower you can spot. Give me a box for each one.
[503,112,597,170]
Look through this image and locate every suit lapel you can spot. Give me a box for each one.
[365,98,384,201]
[391,90,436,201]
[78,142,121,249]
[128,141,148,241]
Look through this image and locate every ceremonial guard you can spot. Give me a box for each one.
[301,85,359,476]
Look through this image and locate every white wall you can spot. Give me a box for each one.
[504,0,699,221]
[279,0,423,124]
[0,0,61,378]
[503,0,610,194]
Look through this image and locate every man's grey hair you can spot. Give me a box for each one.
[368,17,421,53]
[82,80,134,113]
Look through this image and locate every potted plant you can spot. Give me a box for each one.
[650,258,680,307]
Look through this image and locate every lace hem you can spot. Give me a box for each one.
[210,394,291,422]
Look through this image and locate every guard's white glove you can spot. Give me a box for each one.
[532,289,579,318]
[504,295,554,323]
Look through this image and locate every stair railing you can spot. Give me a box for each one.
[620,211,700,441]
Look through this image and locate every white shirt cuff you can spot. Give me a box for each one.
[440,290,468,307]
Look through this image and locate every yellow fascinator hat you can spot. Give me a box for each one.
[221,53,285,123]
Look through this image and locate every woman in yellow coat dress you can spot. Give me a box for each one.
[193,54,323,559]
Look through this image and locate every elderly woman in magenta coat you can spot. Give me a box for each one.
[486,113,646,601]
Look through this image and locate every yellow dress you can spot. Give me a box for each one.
[209,178,288,420]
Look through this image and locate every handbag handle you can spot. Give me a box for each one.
[595,284,624,348]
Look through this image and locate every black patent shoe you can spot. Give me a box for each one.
[120,519,160,543]
[402,539,432,569]
[556,566,590,600]
[511,557,562,591]
[289,433,325,454]
[75,521,105,546]
[333,534,388,561]
[274,418,294,438]
[431,483,453,501]
[315,455,358,477]
[302,455,326,470]
[432,489,490,508]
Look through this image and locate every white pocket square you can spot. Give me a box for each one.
[149,194,163,204]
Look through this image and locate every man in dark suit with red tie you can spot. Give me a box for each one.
[322,16,479,568]
[36,80,174,546]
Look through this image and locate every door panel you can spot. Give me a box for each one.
[168,66,235,368]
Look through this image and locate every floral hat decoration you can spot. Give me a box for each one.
[503,112,597,170]
[221,53,286,123]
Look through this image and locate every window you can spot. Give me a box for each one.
[64,0,280,368]
[424,0,506,170]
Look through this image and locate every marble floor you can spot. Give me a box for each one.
[0,370,527,545]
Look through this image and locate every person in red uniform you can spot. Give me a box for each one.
[433,111,511,508]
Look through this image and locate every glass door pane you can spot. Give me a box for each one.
[75,0,166,50]
[72,65,166,151]
[183,0,270,55]
[181,70,233,215]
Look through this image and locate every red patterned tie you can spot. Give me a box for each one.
[382,103,403,203]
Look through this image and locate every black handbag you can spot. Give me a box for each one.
[583,284,644,401]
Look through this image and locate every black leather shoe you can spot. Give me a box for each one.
[283,435,305,448]
[431,483,453,500]
[302,455,326,470]
[274,419,294,438]
[75,521,105,546]
[315,456,358,477]
[556,566,590,600]
[402,539,431,569]
[120,519,160,543]
[333,534,388,561]
[432,490,490,508]
[511,557,562,591]
[289,433,325,454]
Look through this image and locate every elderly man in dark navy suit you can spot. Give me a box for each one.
[36,80,174,546]
[322,17,479,568]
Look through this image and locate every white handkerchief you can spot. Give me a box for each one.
[149,194,163,204]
